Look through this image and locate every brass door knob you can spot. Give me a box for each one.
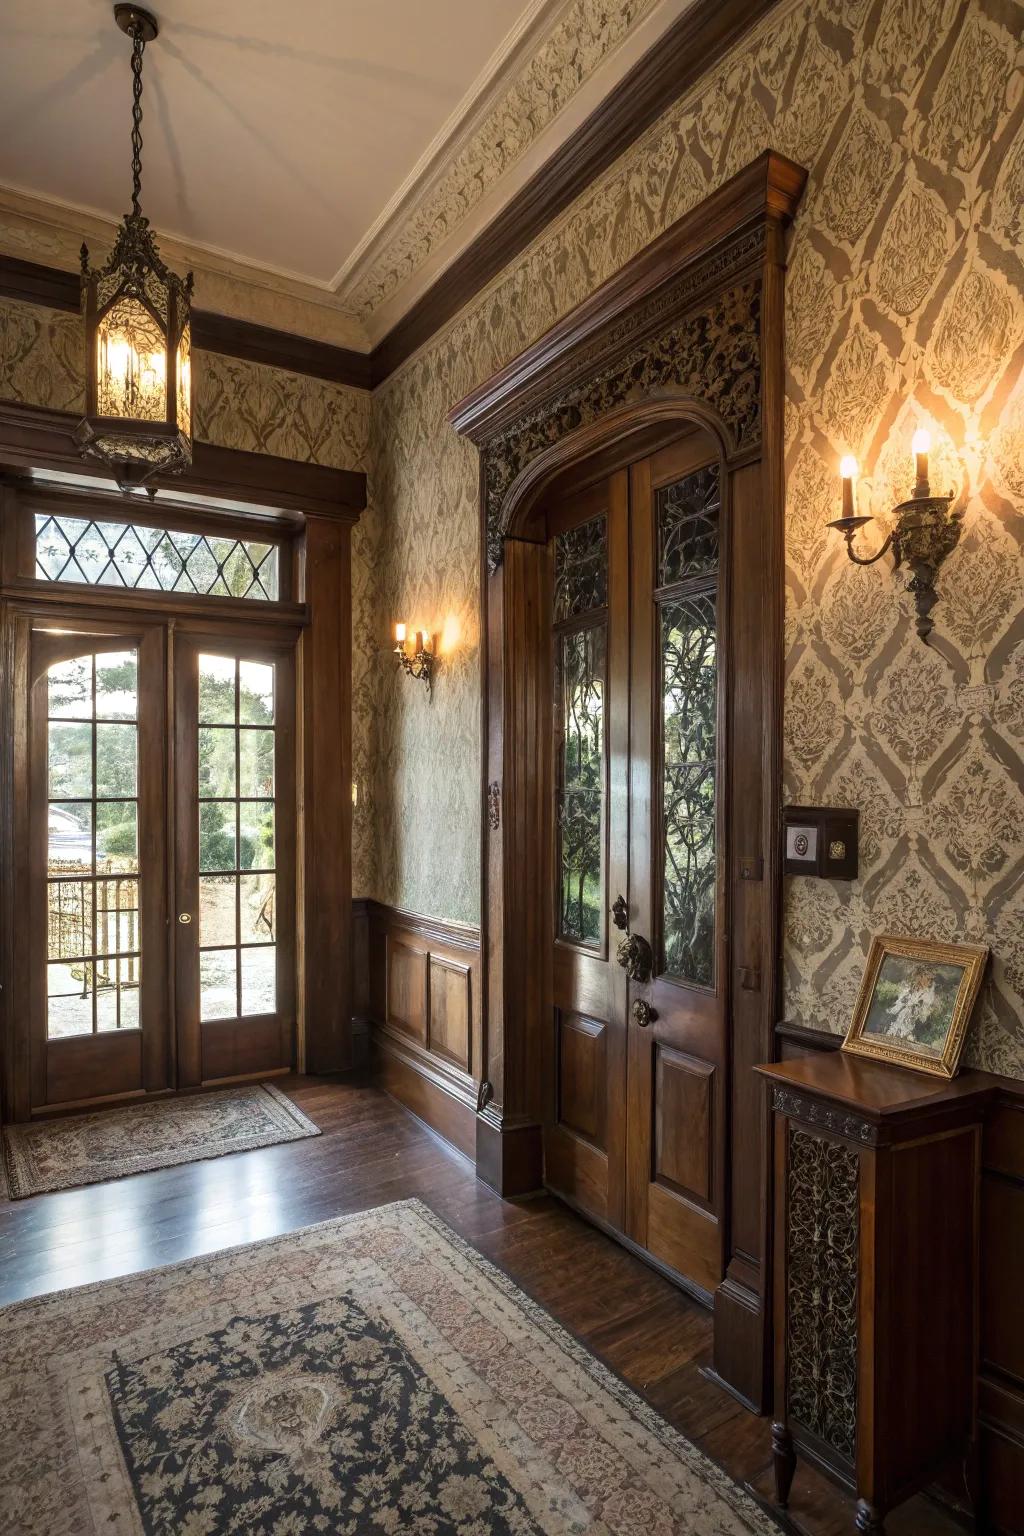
[632,998,657,1028]
[611,894,629,931]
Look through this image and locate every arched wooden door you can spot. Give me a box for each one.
[543,428,728,1299]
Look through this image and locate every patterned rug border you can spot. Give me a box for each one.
[1,1082,320,1200]
[0,1196,785,1534]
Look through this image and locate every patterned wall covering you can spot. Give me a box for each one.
[0,294,376,892]
[370,0,1024,1076]
[0,297,370,472]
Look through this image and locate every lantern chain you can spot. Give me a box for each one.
[129,19,146,216]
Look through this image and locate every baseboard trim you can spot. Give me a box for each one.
[371,1025,478,1161]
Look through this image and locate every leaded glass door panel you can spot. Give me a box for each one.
[174,637,295,1085]
[543,472,630,1233]
[29,623,169,1108]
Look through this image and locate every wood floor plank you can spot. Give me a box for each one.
[0,1074,964,1534]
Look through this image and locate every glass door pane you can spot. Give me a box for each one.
[45,648,142,1037]
[656,465,721,988]
[197,653,277,1021]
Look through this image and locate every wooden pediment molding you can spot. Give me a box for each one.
[448,150,806,573]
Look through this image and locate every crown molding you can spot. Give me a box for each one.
[330,0,568,294]
[369,0,784,384]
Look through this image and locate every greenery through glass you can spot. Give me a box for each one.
[661,593,717,987]
[34,514,278,601]
[557,625,605,946]
[45,649,141,1038]
[197,654,276,1021]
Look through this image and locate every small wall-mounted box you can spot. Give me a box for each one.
[783,804,859,880]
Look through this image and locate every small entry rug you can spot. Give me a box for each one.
[0,1199,781,1535]
[1,1083,319,1199]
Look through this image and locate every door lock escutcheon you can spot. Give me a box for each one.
[178,912,192,925]
[611,894,629,931]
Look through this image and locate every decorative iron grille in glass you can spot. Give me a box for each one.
[553,514,608,622]
[34,514,279,601]
[556,624,605,946]
[660,474,719,987]
[657,465,720,587]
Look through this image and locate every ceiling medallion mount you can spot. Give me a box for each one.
[76,4,194,494]
[113,5,158,43]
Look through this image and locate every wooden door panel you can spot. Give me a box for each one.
[29,620,169,1113]
[653,1045,714,1205]
[544,1127,611,1222]
[625,435,727,1294]
[557,1010,607,1149]
[647,1183,721,1297]
[46,1030,143,1109]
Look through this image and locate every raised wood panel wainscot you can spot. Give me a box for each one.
[356,901,482,1161]
[776,1021,1024,1535]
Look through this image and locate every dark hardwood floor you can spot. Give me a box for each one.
[1,1074,965,1535]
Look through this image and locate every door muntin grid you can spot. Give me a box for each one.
[45,649,141,1038]
[34,514,279,601]
[197,654,277,1021]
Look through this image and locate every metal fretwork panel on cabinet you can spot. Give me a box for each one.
[785,1129,859,1467]
[758,1054,988,1535]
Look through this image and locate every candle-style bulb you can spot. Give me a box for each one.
[395,622,406,644]
[912,429,930,496]
[840,456,857,518]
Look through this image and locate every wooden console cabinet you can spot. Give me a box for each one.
[757,1054,992,1533]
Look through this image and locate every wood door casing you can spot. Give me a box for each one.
[28,620,169,1112]
[542,431,727,1301]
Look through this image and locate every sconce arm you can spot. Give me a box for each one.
[826,516,894,567]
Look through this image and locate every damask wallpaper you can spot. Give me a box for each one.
[369,0,1024,1077]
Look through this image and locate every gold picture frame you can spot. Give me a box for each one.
[842,934,988,1078]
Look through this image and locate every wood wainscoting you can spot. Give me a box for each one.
[353,900,481,1160]
[777,1021,1024,1535]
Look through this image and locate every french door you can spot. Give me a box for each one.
[27,617,295,1114]
[544,431,727,1299]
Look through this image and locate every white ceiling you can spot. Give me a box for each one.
[0,0,693,342]
[0,0,536,284]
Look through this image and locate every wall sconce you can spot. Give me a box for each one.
[394,623,435,697]
[827,431,962,643]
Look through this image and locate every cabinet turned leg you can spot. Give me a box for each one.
[771,1421,796,1507]
[855,1499,885,1533]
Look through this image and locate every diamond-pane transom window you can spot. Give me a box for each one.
[34,515,279,601]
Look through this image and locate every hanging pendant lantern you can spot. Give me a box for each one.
[76,5,193,493]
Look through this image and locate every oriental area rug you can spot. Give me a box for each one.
[1,1082,319,1199]
[0,1200,782,1535]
